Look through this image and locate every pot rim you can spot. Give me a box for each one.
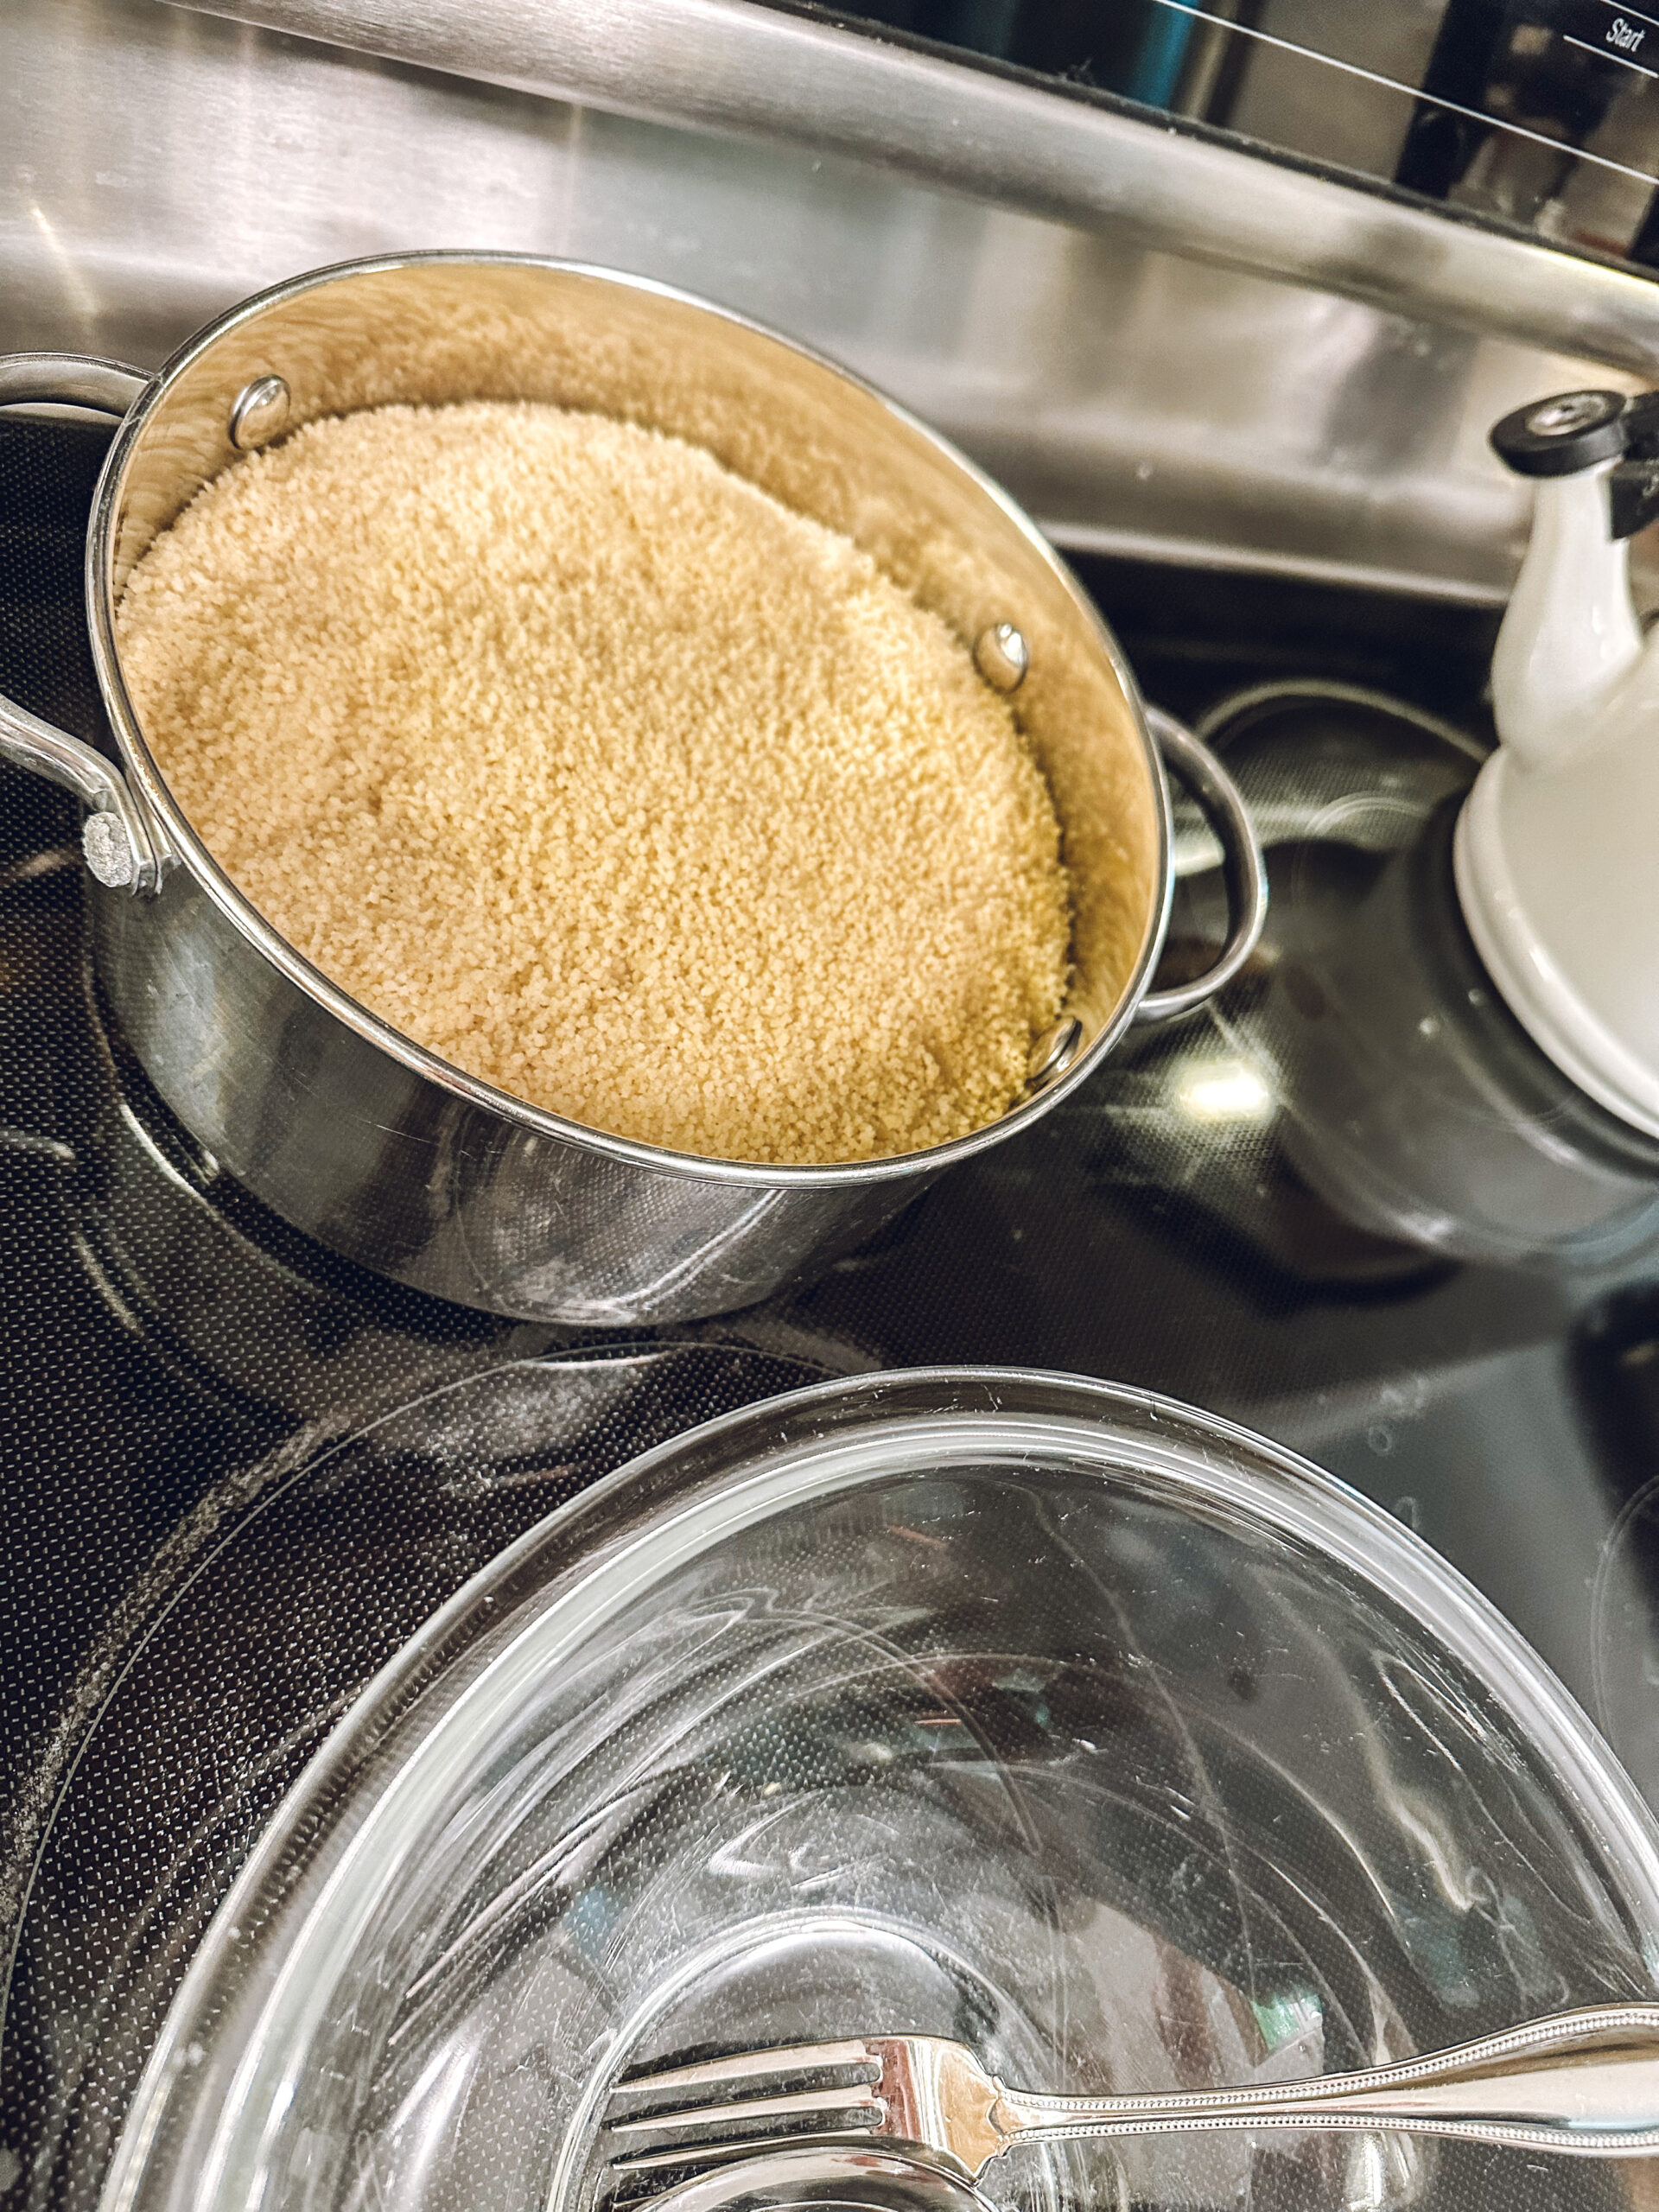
[86,250,1173,1190]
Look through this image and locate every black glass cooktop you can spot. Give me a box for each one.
[4,413,1659,2212]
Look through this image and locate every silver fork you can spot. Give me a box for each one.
[605,2005,1659,2175]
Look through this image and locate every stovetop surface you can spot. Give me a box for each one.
[4,413,1659,2210]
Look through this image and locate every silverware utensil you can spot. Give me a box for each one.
[605,2007,1659,2174]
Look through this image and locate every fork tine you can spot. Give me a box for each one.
[611,2041,875,2096]
[608,2083,885,2139]
[610,2130,875,2177]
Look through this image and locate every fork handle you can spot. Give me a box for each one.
[993,2003,1659,2158]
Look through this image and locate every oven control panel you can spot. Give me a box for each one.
[815,0,1659,274]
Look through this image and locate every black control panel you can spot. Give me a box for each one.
[804,0,1659,274]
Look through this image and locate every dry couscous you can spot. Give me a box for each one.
[116,400,1071,1164]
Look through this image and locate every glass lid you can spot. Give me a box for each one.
[101,1370,1659,2212]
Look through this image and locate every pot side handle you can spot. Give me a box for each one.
[1134,704,1268,1023]
[0,353,163,893]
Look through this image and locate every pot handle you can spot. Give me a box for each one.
[0,352,163,893]
[1134,703,1268,1023]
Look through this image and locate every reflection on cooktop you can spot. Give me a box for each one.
[6,1345,836,2212]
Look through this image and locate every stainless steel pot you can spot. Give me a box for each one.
[0,253,1264,1324]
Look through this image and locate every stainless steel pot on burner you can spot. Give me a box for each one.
[0,254,1264,1323]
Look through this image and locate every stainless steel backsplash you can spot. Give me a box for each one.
[3,0,1650,601]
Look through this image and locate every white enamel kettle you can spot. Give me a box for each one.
[1459,388,1659,1138]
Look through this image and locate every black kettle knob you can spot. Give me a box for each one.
[1490,390,1630,476]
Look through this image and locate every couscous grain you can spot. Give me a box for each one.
[117,401,1071,1163]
